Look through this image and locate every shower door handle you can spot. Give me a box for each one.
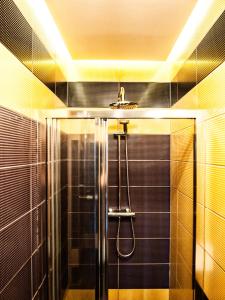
[78,195,93,200]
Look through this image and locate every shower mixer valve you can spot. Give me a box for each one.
[108,207,135,218]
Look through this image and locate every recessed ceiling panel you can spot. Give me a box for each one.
[46,0,197,60]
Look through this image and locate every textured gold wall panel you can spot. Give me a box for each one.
[177,223,193,272]
[173,61,225,110]
[196,203,204,247]
[204,253,225,300]
[170,188,178,215]
[170,289,193,300]
[0,42,65,120]
[171,27,225,300]
[63,290,95,300]
[195,244,204,288]
[171,161,178,189]
[196,122,206,164]
[177,162,194,199]
[170,120,194,300]
[170,265,177,289]
[108,289,169,300]
[205,165,225,218]
[177,191,193,234]
[205,114,225,165]
[170,119,194,134]
[176,126,194,162]
[196,163,205,206]
[205,209,225,271]
[177,254,193,289]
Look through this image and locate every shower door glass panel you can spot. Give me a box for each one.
[48,118,105,300]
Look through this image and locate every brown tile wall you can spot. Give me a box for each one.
[0,106,47,300]
[108,133,170,289]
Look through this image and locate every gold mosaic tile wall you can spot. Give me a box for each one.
[196,113,225,299]
[173,60,225,299]
[170,119,195,300]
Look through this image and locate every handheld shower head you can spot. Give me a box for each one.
[109,87,138,109]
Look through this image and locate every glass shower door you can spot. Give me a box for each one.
[47,118,108,300]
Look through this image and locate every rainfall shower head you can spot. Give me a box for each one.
[109,87,138,109]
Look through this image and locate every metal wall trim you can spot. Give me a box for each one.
[45,108,198,120]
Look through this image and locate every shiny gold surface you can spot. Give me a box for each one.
[195,244,204,288]
[177,254,193,289]
[0,42,65,120]
[63,289,95,300]
[204,252,225,300]
[177,191,193,234]
[205,165,225,218]
[170,22,225,299]
[170,119,194,300]
[177,222,193,271]
[205,208,225,271]
[177,162,194,199]
[196,163,205,205]
[205,114,225,165]
[173,61,225,110]
[170,119,194,133]
[196,203,204,247]
[108,289,169,300]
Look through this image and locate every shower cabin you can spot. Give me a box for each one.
[47,110,196,300]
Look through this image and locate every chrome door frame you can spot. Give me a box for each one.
[46,109,198,300]
[45,108,198,120]
[96,118,108,300]
[47,116,109,300]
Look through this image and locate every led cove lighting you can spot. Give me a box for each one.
[167,0,214,62]
[27,0,72,62]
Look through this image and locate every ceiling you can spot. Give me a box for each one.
[46,0,197,61]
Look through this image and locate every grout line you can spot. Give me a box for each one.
[0,161,46,171]
[205,207,225,222]
[0,200,46,233]
[32,274,46,300]
[204,250,225,273]
[177,252,193,275]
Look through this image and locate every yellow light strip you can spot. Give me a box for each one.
[14,0,224,83]
[26,0,71,62]
[14,0,74,79]
[69,59,168,82]
[167,0,214,63]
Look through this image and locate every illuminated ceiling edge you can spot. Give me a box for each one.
[13,0,225,82]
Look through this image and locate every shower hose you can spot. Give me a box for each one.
[116,134,135,258]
